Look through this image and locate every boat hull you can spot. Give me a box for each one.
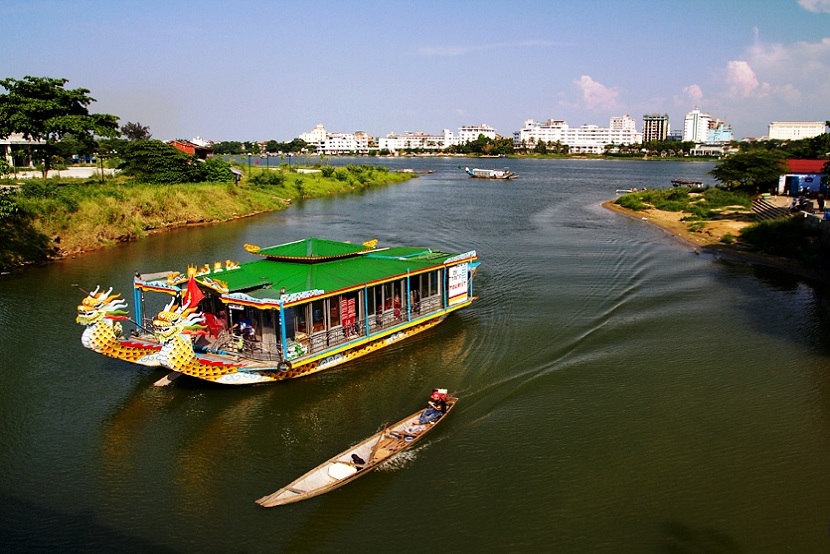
[256,396,458,506]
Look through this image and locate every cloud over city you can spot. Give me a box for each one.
[574,75,619,110]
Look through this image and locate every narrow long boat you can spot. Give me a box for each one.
[256,394,458,507]
[77,237,480,386]
[465,166,516,180]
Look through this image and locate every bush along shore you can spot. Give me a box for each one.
[0,164,413,271]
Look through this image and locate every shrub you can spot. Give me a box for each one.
[615,194,647,211]
[21,180,59,198]
[199,157,234,183]
[249,171,285,186]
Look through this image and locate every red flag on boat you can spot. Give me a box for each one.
[184,274,205,307]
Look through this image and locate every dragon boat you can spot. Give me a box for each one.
[77,237,480,386]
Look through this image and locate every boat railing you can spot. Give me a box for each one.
[420,295,441,314]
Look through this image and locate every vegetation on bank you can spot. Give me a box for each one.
[616,186,751,217]
[0,164,412,270]
[615,186,830,269]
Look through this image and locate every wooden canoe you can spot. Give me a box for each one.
[256,395,457,507]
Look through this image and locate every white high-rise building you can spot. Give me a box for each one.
[683,109,711,143]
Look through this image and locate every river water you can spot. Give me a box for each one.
[1,158,828,553]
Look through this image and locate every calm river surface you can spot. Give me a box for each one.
[1,158,829,553]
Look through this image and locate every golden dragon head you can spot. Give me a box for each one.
[152,298,207,343]
[76,286,129,326]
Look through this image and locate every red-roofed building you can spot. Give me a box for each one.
[778,159,827,196]
[169,139,213,160]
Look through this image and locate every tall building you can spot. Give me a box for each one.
[768,121,826,140]
[642,114,670,142]
[683,108,711,143]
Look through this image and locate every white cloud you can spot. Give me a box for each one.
[573,75,619,110]
[799,0,830,13]
[725,60,771,98]
[683,84,704,103]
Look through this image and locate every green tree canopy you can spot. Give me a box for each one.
[119,139,234,183]
[119,139,198,183]
[121,121,151,141]
[0,76,119,177]
[709,150,788,193]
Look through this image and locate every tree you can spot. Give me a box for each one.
[119,139,197,183]
[121,121,151,141]
[709,150,788,193]
[0,76,119,178]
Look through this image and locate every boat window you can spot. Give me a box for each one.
[311,299,325,332]
[367,286,377,317]
[283,307,296,338]
[295,305,308,336]
[329,297,341,328]
[381,282,394,312]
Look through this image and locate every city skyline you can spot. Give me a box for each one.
[2,0,829,142]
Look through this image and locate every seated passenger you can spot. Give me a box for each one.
[418,389,447,425]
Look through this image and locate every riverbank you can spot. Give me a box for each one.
[603,200,830,285]
[0,165,414,270]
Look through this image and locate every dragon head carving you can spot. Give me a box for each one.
[152,299,207,343]
[76,286,129,327]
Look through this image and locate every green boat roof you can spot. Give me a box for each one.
[144,238,477,304]
[248,237,374,261]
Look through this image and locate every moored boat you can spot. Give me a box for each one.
[256,391,458,507]
[77,238,480,386]
[465,166,516,180]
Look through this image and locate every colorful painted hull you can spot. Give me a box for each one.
[79,238,480,385]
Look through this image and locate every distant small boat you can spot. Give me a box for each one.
[671,179,704,189]
[616,189,634,194]
[255,393,457,507]
[465,167,516,180]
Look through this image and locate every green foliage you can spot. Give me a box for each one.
[616,186,752,222]
[20,180,60,198]
[121,121,151,140]
[198,157,234,183]
[686,204,715,219]
[0,76,119,178]
[740,218,830,267]
[615,194,648,211]
[0,158,9,176]
[334,169,349,181]
[320,166,335,178]
[212,141,244,155]
[687,221,706,232]
[721,233,735,244]
[709,150,787,193]
[249,170,285,186]
[0,189,20,220]
[119,140,197,183]
[700,187,752,209]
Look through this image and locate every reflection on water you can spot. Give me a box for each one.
[1,159,829,553]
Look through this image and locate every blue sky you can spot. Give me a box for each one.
[2,0,829,141]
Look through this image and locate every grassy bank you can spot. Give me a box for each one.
[1,164,413,269]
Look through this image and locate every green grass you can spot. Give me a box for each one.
[0,165,414,268]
